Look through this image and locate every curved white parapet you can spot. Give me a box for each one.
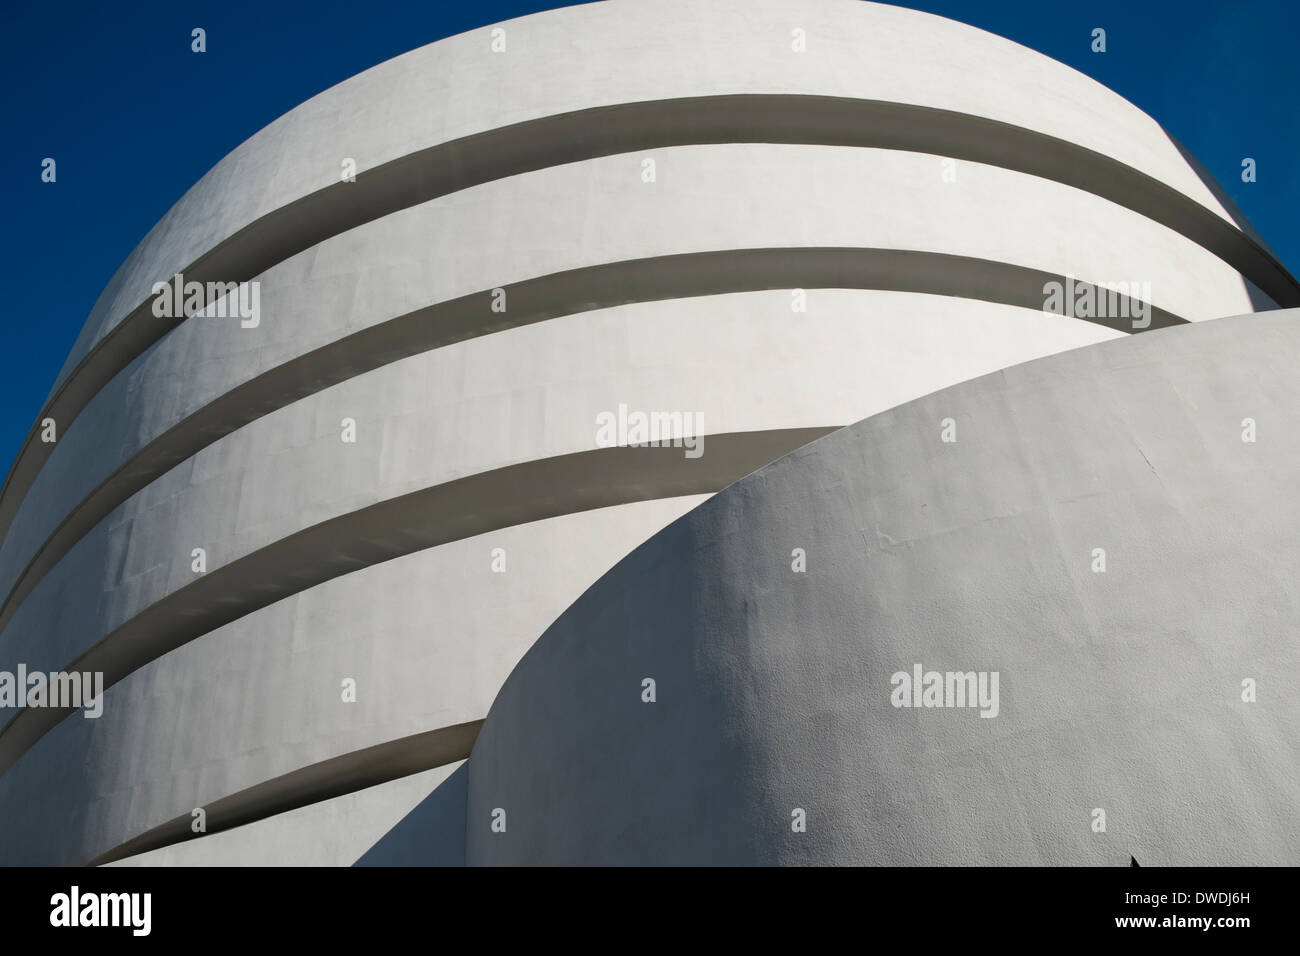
[0,146,1255,639]
[53,0,1289,370]
[467,310,1300,866]
[0,0,1293,866]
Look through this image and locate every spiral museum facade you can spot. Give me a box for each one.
[0,0,1296,865]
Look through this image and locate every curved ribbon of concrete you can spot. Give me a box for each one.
[0,428,833,778]
[467,309,1300,865]
[2,93,1288,546]
[0,249,1176,636]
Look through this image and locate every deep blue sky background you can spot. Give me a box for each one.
[1,0,1295,473]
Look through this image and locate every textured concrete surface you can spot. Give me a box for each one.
[0,0,1294,867]
[0,501,700,865]
[1,140,1247,634]
[468,310,1300,866]
[0,291,1119,864]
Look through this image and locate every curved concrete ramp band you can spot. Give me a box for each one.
[467,309,1300,866]
[0,247,1175,641]
[0,428,832,779]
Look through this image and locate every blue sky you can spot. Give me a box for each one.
[1,0,1295,472]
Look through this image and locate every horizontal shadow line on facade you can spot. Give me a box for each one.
[0,247,1179,640]
[3,92,1290,547]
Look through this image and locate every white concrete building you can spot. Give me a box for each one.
[0,0,1293,865]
